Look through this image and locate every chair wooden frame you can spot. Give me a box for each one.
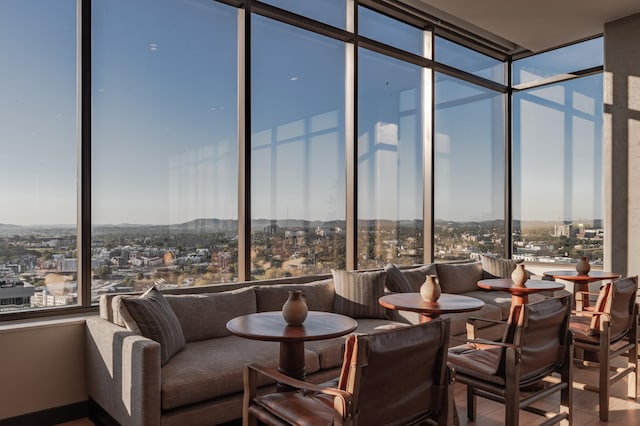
[449,295,574,426]
[570,276,638,422]
[242,320,453,426]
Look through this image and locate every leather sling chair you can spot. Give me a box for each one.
[242,319,452,426]
[569,275,638,422]
[448,294,573,426]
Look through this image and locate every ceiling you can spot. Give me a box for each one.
[403,0,640,53]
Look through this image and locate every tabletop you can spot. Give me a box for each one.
[378,292,484,317]
[226,311,358,342]
[542,270,620,282]
[477,278,565,294]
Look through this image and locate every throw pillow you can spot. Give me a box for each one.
[400,264,438,292]
[332,269,388,319]
[435,262,484,294]
[122,286,186,366]
[481,255,523,279]
[384,264,413,293]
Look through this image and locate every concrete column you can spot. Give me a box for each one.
[603,13,640,277]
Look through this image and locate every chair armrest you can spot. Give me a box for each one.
[86,316,161,426]
[467,317,507,326]
[450,337,518,350]
[571,310,611,321]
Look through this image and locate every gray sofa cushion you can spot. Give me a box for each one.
[464,290,548,320]
[384,263,438,293]
[436,262,484,294]
[122,286,186,366]
[161,335,321,410]
[332,269,388,319]
[481,255,523,279]
[165,287,257,343]
[253,279,335,313]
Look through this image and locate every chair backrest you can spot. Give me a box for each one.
[499,295,572,382]
[589,276,638,339]
[337,319,450,425]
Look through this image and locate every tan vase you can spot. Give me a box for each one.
[420,275,441,302]
[282,290,308,325]
[576,256,591,275]
[511,263,528,287]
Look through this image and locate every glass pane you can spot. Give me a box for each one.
[434,73,506,261]
[358,6,424,57]
[261,0,346,29]
[0,0,78,313]
[512,74,603,265]
[435,36,505,84]
[92,0,238,301]
[513,37,603,87]
[357,48,424,268]
[251,16,346,279]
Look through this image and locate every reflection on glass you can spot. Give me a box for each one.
[357,49,424,268]
[434,73,505,261]
[251,16,346,279]
[435,36,505,84]
[512,74,603,264]
[358,6,424,57]
[92,0,238,301]
[261,0,346,29]
[0,0,77,312]
[513,37,603,87]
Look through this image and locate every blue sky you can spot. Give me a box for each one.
[0,0,604,226]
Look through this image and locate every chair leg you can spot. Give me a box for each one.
[466,385,476,421]
[629,340,638,400]
[560,346,573,426]
[599,341,610,422]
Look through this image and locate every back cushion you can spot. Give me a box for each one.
[253,279,335,313]
[385,263,438,293]
[165,287,257,342]
[332,269,388,319]
[436,262,483,294]
[481,255,522,279]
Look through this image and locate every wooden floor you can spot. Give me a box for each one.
[58,360,640,426]
[453,357,640,425]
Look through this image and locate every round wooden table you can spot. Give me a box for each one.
[378,293,484,323]
[542,270,620,308]
[477,278,565,306]
[226,311,357,387]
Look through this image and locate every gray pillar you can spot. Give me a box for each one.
[604,13,640,277]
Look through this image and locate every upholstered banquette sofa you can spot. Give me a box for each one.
[86,257,566,425]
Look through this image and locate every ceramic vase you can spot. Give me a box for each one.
[282,290,308,325]
[420,275,441,302]
[576,256,591,275]
[511,263,528,287]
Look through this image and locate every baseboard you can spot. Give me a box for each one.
[0,401,88,426]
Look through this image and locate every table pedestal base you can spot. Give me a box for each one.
[278,341,305,391]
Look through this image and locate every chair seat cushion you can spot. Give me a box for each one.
[251,391,336,426]
[448,344,505,386]
[161,336,321,410]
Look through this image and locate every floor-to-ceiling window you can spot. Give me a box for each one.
[512,37,604,264]
[91,0,238,299]
[250,13,346,279]
[0,0,78,312]
[0,1,605,318]
[433,37,507,261]
[356,6,428,269]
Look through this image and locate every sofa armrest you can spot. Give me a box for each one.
[86,316,162,426]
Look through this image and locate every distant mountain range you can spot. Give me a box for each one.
[0,217,601,236]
